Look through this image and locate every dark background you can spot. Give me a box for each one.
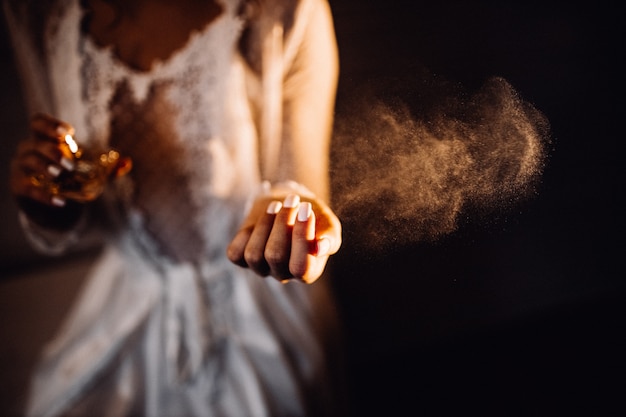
[329,1,624,416]
[1,1,624,416]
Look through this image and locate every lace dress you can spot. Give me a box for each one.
[3,0,341,415]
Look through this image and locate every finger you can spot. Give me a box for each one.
[265,194,300,280]
[31,114,77,163]
[10,155,58,200]
[31,113,75,139]
[289,202,317,279]
[12,174,66,207]
[11,151,73,208]
[242,200,282,276]
[310,203,342,256]
[226,227,253,268]
[17,136,76,172]
[314,237,333,257]
[14,150,62,178]
[226,197,276,267]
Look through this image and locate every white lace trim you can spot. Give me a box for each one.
[70,0,254,261]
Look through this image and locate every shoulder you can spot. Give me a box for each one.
[238,0,330,74]
[3,0,73,58]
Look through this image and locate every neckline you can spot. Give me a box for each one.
[79,0,244,103]
[79,0,241,75]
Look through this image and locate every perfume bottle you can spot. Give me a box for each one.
[32,134,132,203]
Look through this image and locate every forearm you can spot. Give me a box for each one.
[279,0,339,201]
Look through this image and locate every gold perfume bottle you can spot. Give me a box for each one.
[32,134,132,203]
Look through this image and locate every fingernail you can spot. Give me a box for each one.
[56,125,68,136]
[47,164,62,177]
[266,200,282,214]
[51,195,66,207]
[283,194,300,208]
[297,202,312,221]
[316,238,331,256]
[60,157,75,171]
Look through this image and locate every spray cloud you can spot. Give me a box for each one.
[331,75,550,250]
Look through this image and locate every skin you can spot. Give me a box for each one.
[10,113,77,207]
[227,193,341,284]
[84,0,225,71]
[10,0,342,284]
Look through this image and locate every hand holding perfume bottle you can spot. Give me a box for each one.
[29,133,132,203]
[10,113,133,208]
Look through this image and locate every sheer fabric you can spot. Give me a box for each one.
[3,0,341,415]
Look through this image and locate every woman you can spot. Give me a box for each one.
[4,0,343,415]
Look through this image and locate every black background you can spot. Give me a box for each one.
[1,1,624,416]
[329,1,624,416]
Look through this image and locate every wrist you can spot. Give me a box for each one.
[16,196,85,231]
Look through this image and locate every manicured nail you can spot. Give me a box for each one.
[56,125,68,136]
[60,157,74,171]
[266,200,282,214]
[51,195,66,207]
[283,194,300,208]
[64,134,79,153]
[316,238,331,256]
[297,202,312,222]
[47,164,62,177]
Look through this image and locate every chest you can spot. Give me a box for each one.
[82,0,225,71]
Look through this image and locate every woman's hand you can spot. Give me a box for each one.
[10,113,76,208]
[227,193,342,284]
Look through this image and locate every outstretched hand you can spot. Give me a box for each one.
[227,194,342,284]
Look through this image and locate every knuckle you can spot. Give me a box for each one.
[243,247,266,269]
[292,225,308,240]
[225,245,242,264]
[289,260,308,278]
[264,247,288,268]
